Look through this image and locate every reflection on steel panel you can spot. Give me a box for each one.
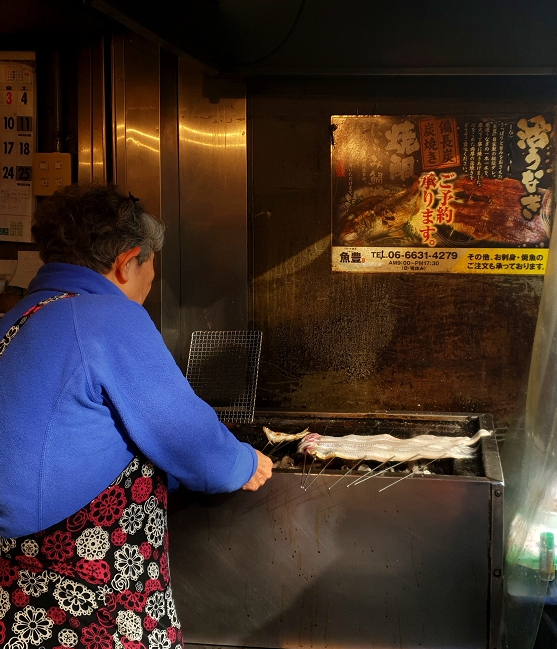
[178,61,248,353]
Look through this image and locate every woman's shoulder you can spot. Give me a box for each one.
[71,293,160,338]
[73,291,151,315]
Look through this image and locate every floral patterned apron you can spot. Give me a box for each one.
[0,294,183,649]
[0,455,183,649]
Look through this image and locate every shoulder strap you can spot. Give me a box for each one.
[0,292,78,357]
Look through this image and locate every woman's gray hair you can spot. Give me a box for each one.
[32,184,165,273]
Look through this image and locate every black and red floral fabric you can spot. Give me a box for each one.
[0,456,183,649]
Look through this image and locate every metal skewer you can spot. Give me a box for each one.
[333,458,391,491]
[270,440,289,457]
[378,455,446,492]
[327,459,365,491]
[345,457,395,485]
[301,455,316,489]
[347,454,420,487]
[303,458,334,491]
[300,453,307,488]
[263,439,288,455]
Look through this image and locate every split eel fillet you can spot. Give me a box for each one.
[297,429,492,462]
[263,426,311,444]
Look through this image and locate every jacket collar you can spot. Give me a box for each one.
[28,263,125,298]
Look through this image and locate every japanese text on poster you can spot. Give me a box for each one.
[331,114,554,274]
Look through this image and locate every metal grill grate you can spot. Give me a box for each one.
[185,330,263,424]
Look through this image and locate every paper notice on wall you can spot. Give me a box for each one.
[0,52,35,242]
[331,113,554,274]
[10,250,42,288]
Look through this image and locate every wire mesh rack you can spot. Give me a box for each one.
[185,330,263,424]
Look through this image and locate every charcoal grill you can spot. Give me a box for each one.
[169,410,503,649]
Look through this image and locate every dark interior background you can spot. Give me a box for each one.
[3,0,557,429]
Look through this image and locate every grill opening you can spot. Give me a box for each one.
[228,413,490,478]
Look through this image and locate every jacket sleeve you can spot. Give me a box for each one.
[77,297,258,494]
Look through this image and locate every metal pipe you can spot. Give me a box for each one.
[53,50,63,152]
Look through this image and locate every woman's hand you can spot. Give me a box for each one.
[242,450,273,491]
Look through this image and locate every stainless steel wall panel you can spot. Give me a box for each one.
[112,32,162,328]
[114,35,160,205]
[178,61,248,356]
[80,32,245,357]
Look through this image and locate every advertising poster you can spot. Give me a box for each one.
[331,114,554,274]
[0,52,35,242]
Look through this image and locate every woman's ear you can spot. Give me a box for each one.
[113,247,141,284]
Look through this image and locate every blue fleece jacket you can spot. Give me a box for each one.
[0,263,257,538]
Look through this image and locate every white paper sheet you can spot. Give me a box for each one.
[10,250,42,288]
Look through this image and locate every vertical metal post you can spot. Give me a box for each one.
[77,37,106,184]
[159,48,181,362]
[53,50,63,153]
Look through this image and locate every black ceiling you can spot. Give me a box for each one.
[1,0,114,44]
[4,0,557,74]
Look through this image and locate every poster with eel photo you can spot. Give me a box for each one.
[331,114,554,274]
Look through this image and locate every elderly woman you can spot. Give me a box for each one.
[0,185,272,649]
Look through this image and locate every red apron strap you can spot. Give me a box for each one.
[0,292,78,357]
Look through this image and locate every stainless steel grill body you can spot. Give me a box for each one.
[169,412,503,649]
